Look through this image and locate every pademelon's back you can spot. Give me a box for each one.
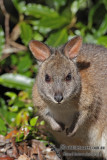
[78,44,107,105]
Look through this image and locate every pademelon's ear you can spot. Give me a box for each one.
[64,36,82,59]
[29,40,51,61]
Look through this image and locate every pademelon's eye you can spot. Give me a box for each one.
[66,73,72,81]
[45,74,51,82]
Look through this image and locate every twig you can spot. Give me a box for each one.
[9,41,27,51]
[0,1,28,62]
[0,46,28,61]
[11,137,19,158]
[0,0,10,45]
[67,17,77,30]
[3,47,27,54]
[10,24,21,41]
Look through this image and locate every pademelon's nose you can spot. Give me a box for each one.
[54,93,63,103]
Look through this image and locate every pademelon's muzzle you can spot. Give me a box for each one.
[54,92,63,103]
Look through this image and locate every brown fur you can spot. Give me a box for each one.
[30,37,107,160]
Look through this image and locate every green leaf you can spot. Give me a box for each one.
[46,28,68,47]
[18,55,32,73]
[5,92,17,106]
[33,32,44,41]
[0,98,16,125]
[84,34,97,44]
[25,4,58,18]
[97,36,107,47]
[0,73,34,91]
[46,0,66,10]
[40,120,45,126]
[71,1,80,15]
[88,1,101,29]
[9,105,18,112]
[95,14,107,37]
[16,111,22,126]
[12,0,26,13]
[0,118,7,136]
[5,112,16,124]
[10,54,18,65]
[0,26,5,57]
[12,0,18,9]
[54,0,66,10]
[62,6,71,21]
[71,0,87,15]
[75,22,87,37]
[5,92,17,100]
[20,22,33,46]
[16,110,29,126]
[0,98,7,110]
[30,116,39,126]
[103,0,107,10]
[38,16,69,30]
[16,131,24,142]
[31,20,51,35]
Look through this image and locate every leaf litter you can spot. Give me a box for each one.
[0,135,61,160]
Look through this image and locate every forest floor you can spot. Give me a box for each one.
[0,135,61,160]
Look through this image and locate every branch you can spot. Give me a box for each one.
[9,41,27,51]
[0,45,28,61]
[0,1,28,62]
[0,0,10,45]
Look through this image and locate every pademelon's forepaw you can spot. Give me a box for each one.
[51,121,65,132]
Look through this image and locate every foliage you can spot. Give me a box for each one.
[0,26,5,56]
[0,73,34,91]
[0,91,45,142]
[0,0,107,141]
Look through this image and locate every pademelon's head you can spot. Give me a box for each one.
[29,36,82,104]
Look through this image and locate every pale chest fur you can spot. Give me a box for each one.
[47,102,78,128]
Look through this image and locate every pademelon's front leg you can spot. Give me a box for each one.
[66,110,88,137]
[41,110,65,132]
